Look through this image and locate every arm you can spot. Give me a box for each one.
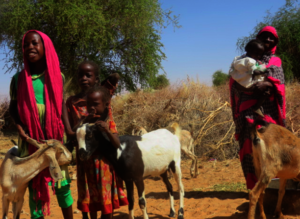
[95,121,120,149]
[9,100,28,140]
[9,76,29,140]
[62,98,76,139]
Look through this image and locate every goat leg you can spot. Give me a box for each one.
[248,179,269,219]
[134,179,149,219]
[173,164,184,219]
[12,199,23,219]
[2,196,9,219]
[160,171,175,217]
[194,158,198,178]
[125,180,135,219]
[274,179,287,219]
[258,191,266,219]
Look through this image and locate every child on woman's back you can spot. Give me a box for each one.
[229,39,269,117]
[65,61,127,219]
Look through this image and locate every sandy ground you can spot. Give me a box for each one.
[0,136,300,219]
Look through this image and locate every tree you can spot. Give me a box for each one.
[236,0,300,82]
[212,70,230,86]
[152,74,170,89]
[0,0,180,91]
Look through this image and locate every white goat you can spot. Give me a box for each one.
[0,138,72,219]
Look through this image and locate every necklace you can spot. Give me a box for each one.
[31,72,45,80]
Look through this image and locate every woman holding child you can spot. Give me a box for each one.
[229,26,285,189]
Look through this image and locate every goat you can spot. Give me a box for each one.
[131,120,148,136]
[167,123,198,178]
[248,120,300,219]
[179,129,198,178]
[0,138,72,219]
[76,122,185,219]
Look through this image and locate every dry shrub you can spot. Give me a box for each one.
[0,98,9,131]
[285,81,300,136]
[112,78,238,161]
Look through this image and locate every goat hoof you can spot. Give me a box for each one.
[169,209,176,218]
[177,215,184,219]
[274,212,284,219]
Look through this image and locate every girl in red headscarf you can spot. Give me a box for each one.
[9,30,73,219]
[229,26,285,189]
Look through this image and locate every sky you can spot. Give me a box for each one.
[0,0,286,97]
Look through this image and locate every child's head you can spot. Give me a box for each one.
[77,61,100,92]
[245,39,265,60]
[23,32,45,64]
[86,86,111,116]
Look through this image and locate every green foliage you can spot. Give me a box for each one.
[212,70,230,86]
[236,0,300,82]
[0,0,180,91]
[152,74,170,89]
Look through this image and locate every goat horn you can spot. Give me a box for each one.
[11,139,17,145]
[26,138,43,148]
[88,123,95,126]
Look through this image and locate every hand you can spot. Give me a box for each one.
[18,127,29,141]
[253,81,273,94]
[66,130,76,139]
[253,70,264,75]
[95,121,110,133]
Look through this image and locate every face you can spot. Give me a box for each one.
[23,32,45,63]
[87,91,108,116]
[248,46,265,60]
[78,63,99,91]
[257,32,277,50]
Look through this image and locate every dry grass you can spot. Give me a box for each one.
[285,81,300,136]
[112,78,238,161]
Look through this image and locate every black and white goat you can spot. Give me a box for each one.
[76,122,185,219]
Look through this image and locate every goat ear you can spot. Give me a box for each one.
[26,138,43,148]
[47,154,63,182]
[40,139,55,146]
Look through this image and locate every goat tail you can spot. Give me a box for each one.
[169,122,182,142]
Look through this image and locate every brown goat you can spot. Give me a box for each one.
[131,119,148,136]
[248,120,300,219]
[0,138,72,219]
[167,122,198,178]
[180,130,198,178]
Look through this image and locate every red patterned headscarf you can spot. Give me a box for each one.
[17,30,64,215]
[257,26,279,54]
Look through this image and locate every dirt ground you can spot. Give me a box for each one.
[0,136,300,219]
